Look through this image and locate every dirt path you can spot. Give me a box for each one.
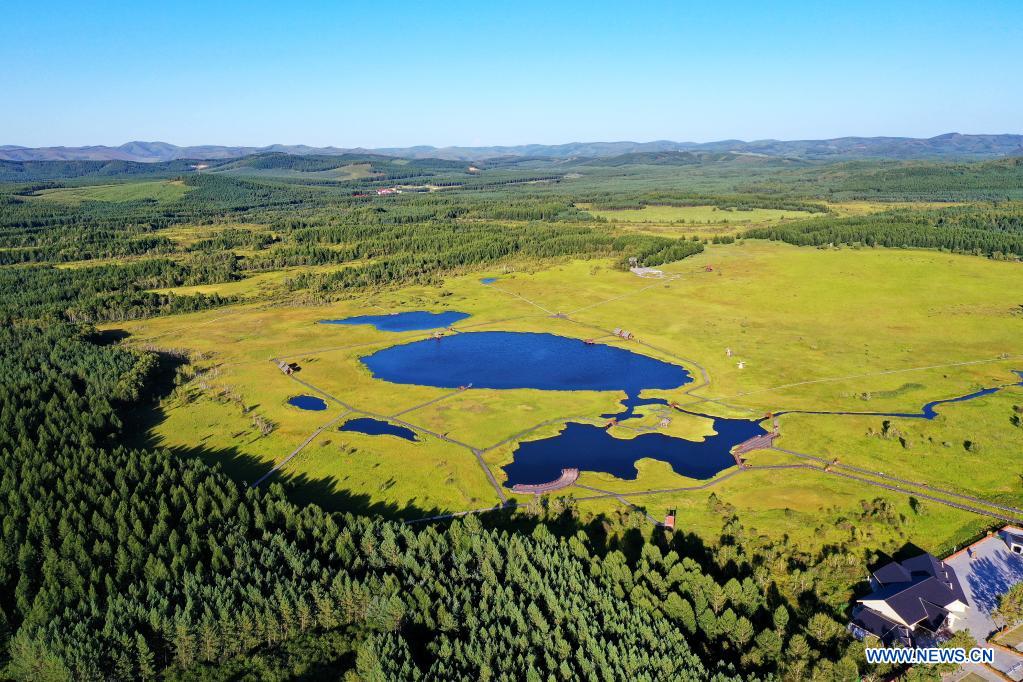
[251,411,349,487]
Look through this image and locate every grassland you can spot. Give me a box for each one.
[29,179,191,203]
[107,238,1023,555]
[576,203,813,239]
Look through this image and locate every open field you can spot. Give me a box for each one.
[582,203,816,225]
[28,179,192,203]
[108,239,1023,554]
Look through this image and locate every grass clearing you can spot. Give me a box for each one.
[996,623,1023,648]
[30,179,191,204]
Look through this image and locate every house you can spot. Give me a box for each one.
[849,553,968,647]
[376,187,398,196]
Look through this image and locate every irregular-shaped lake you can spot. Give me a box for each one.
[288,395,328,411]
[360,331,691,393]
[320,310,470,332]
[339,417,418,441]
[502,417,766,486]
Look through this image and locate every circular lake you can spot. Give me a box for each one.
[360,331,691,393]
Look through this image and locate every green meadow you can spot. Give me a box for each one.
[29,179,192,204]
[111,239,1023,552]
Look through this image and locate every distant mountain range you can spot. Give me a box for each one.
[2,133,1022,163]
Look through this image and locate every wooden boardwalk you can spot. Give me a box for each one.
[733,431,779,455]
[511,468,579,494]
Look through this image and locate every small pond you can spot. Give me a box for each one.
[480,277,499,284]
[339,417,418,442]
[319,310,470,332]
[288,395,328,411]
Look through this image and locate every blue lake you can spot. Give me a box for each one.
[480,277,499,284]
[360,331,692,394]
[339,417,418,442]
[502,417,767,486]
[288,395,328,411]
[319,310,470,332]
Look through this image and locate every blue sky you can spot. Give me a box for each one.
[2,0,1021,147]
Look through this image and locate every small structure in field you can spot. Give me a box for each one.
[704,265,714,272]
[663,509,676,530]
[376,187,398,196]
[737,360,745,369]
[630,266,664,278]
[725,347,733,357]
[276,360,294,375]
[658,417,672,428]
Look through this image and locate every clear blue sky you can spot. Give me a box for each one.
[3,0,1021,148]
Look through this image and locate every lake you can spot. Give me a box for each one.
[501,417,766,486]
[360,331,691,393]
[339,417,418,441]
[319,310,470,332]
[288,395,328,411]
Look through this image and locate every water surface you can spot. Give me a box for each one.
[339,417,418,441]
[320,310,470,332]
[360,331,691,394]
[288,395,328,411]
[502,417,766,486]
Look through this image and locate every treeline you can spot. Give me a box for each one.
[744,205,1023,258]
[746,157,1023,202]
[0,321,883,680]
[0,159,208,183]
[286,220,703,293]
[0,256,237,321]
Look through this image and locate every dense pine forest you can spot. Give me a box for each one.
[2,152,1021,680]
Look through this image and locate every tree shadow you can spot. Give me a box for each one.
[120,351,455,522]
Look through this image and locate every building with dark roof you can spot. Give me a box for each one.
[848,553,968,647]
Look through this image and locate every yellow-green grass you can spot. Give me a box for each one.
[578,203,818,239]
[108,242,1023,542]
[156,222,271,247]
[582,204,814,225]
[773,384,1023,503]
[273,423,497,517]
[956,675,988,682]
[583,464,987,556]
[29,179,191,204]
[146,262,372,299]
[996,623,1023,648]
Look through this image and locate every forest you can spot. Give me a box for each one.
[2,152,1020,680]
